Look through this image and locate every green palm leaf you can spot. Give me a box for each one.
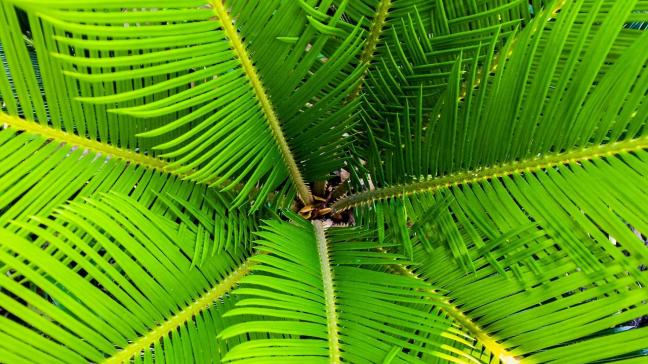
[219,215,483,363]
[333,0,648,360]
[407,238,648,363]
[337,0,648,265]
[337,0,534,113]
[9,0,367,206]
[0,1,176,151]
[0,114,258,259]
[0,0,646,362]
[0,193,260,363]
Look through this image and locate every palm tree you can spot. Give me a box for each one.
[0,0,646,362]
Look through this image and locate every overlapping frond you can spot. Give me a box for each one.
[0,2,172,151]
[0,193,260,363]
[332,0,542,179]
[220,216,484,363]
[335,0,535,120]
[338,0,648,263]
[354,0,648,182]
[334,1,648,361]
[0,0,646,363]
[408,237,648,363]
[9,0,366,206]
[0,113,258,255]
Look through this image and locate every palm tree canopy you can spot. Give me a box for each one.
[0,0,646,363]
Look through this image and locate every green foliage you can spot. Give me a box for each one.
[0,0,647,363]
[220,218,476,363]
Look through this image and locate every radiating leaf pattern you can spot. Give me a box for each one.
[335,0,648,361]
[0,0,646,363]
[10,0,366,206]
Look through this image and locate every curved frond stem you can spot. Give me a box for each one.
[0,113,253,196]
[0,112,168,172]
[103,257,255,364]
[462,0,565,99]
[348,0,392,101]
[210,0,313,204]
[333,136,648,211]
[312,220,341,363]
[388,262,520,364]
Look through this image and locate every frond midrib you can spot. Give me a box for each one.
[210,0,313,204]
[103,258,255,364]
[313,220,341,363]
[389,262,520,364]
[333,136,648,211]
[1,112,254,200]
[1,112,170,173]
[348,0,392,100]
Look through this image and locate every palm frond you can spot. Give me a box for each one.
[11,0,367,206]
[336,0,648,268]
[0,193,259,362]
[333,1,648,360]
[338,0,535,110]
[405,238,648,363]
[0,113,258,255]
[220,215,484,363]
[0,1,177,152]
